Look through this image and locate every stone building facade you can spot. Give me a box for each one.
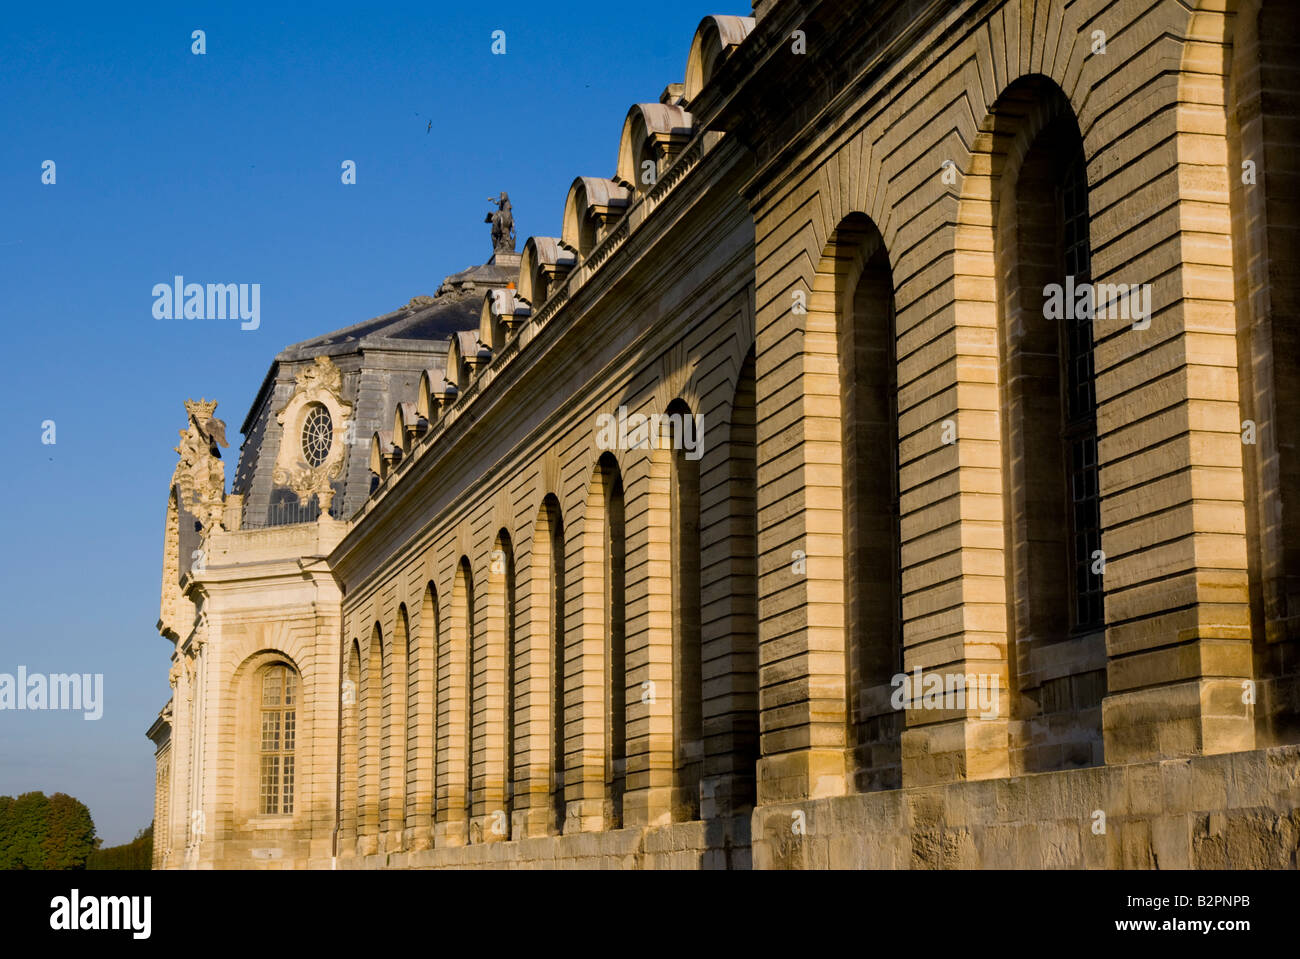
[151,0,1300,869]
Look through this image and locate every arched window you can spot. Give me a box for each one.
[605,458,627,828]
[1060,150,1103,631]
[384,606,408,845]
[360,624,384,844]
[486,530,517,838]
[301,403,333,468]
[259,663,297,815]
[993,78,1105,771]
[403,602,417,836]
[536,495,567,832]
[1001,105,1103,642]
[722,348,760,810]
[503,540,516,834]
[453,557,475,833]
[814,213,903,792]
[408,585,437,844]
[666,399,703,819]
[343,641,361,847]
[1226,0,1300,745]
[591,453,627,827]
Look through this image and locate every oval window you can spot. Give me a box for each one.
[301,404,333,468]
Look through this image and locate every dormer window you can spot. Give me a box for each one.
[301,403,333,468]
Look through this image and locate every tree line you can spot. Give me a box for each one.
[0,791,151,869]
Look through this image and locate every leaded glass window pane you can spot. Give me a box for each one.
[1060,154,1103,632]
[259,664,298,815]
[301,404,333,468]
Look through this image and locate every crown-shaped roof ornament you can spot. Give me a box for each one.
[185,398,219,423]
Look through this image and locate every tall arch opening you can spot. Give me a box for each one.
[721,347,760,810]
[360,623,384,849]
[1224,0,1300,745]
[990,76,1105,772]
[813,212,904,792]
[384,605,408,848]
[666,398,703,819]
[409,584,438,847]
[585,452,627,828]
[444,557,474,843]
[697,347,760,820]
[457,557,477,833]
[535,495,567,833]
[487,530,517,839]
[342,640,361,852]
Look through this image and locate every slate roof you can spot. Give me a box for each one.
[273,254,520,363]
[275,291,479,362]
[237,251,520,436]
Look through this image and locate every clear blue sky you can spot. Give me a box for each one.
[0,0,724,845]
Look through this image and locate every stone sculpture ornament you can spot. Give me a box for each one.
[293,353,344,398]
[161,400,227,640]
[172,398,229,533]
[486,191,516,253]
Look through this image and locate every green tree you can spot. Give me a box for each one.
[43,793,96,869]
[1,792,51,869]
[0,796,13,869]
[0,791,97,869]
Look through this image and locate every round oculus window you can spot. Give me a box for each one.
[301,404,333,468]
